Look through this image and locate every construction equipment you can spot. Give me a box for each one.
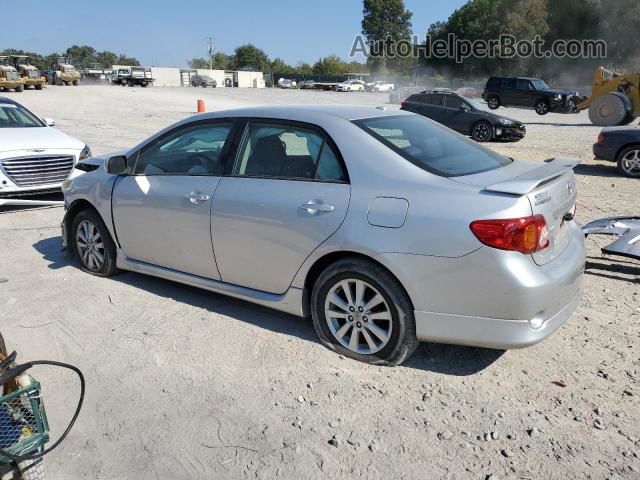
[80,63,106,83]
[52,57,80,86]
[0,57,24,93]
[578,66,640,126]
[10,56,45,91]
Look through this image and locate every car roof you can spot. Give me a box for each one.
[490,76,538,81]
[195,105,410,122]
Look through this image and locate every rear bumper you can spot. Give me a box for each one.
[414,287,582,349]
[593,142,617,162]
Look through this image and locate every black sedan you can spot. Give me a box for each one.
[401,91,526,142]
[593,127,640,178]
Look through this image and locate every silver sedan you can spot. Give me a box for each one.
[61,106,585,366]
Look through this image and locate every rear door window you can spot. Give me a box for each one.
[516,79,532,90]
[426,94,443,106]
[501,78,516,89]
[233,122,347,182]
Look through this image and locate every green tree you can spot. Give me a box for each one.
[188,57,210,69]
[64,45,97,67]
[361,0,413,73]
[116,55,140,66]
[270,57,293,73]
[599,0,640,69]
[295,61,313,75]
[233,44,270,71]
[312,55,346,75]
[210,52,234,70]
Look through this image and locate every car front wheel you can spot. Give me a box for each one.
[71,209,119,277]
[535,99,550,115]
[617,146,640,178]
[311,258,418,366]
[471,121,493,142]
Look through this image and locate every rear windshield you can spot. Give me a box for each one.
[354,114,511,177]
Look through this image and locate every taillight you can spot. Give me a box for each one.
[400,101,408,109]
[470,215,549,254]
[597,133,605,143]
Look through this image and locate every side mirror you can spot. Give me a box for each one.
[460,104,471,111]
[106,156,128,175]
[43,117,55,126]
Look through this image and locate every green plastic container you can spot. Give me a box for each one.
[0,378,50,464]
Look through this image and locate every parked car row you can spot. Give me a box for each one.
[277,78,394,92]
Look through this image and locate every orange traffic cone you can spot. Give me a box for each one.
[197,99,205,113]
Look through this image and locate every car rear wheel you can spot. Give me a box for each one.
[617,146,640,178]
[487,96,500,109]
[311,258,418,366]
[471,121,493,142]
[535,99,550,115]
[71,209,119,277]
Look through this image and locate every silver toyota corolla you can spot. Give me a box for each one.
[61,106,585,366]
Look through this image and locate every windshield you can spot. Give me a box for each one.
[530,79,550,90]
[354,114,511,177]
[466,98,489,112]
[0,102,45,128]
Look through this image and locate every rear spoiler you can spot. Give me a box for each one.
[484,157,581,196]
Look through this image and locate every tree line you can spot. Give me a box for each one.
[188,44,367,76]
[0,45,139,70]
[360,0,640,81]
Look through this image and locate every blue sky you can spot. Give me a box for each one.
[2,0,466,67]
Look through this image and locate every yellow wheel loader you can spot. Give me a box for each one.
[52,57,80,86]
[10,55,45,90]
[578,66,640,126]
[0,56,24,92]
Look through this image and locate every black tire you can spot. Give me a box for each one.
[35,83,43,90]
[589,93,628,126]
[535,99,550,115]
[487,96,500,109]
[71,209,119,277]
[73,80,79,86]
[310,257,418,366]
[15,85,23,92]
[620,112,636,126]
[471,121,494,142]
[616,145,640,178]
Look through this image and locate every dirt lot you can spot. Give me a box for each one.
[1,85,638,480]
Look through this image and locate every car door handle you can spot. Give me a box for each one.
[299,201,335,213]
[184,192,210,205]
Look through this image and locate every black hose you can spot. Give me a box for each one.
[0,360,85,462]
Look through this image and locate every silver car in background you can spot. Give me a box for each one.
[61,106,584,366]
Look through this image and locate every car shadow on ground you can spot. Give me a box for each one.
[34,234,504,375]
[573,164,619,178]
[0,193,64,214]
[585,257,640,283]
[524,122,595,127]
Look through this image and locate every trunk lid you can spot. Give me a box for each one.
[452,157,579,265]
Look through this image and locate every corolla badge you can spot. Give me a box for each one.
[534,191,552,206]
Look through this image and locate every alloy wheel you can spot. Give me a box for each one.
[76,220,105,272]
[621,149,640,176]
[324,279,393,355]
[472,123,491,141]
[488,97,499,109]
[536,102,549,115]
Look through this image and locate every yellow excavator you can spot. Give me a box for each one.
[578,66,640,126]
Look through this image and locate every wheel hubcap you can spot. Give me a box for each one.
[76,220,105,271]
[324,279,393,355]
[537,103,548,114]
[474,124,490,140]
[489,99,498,108]
[622,149,640,175]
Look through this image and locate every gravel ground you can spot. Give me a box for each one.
[0,85,638,480]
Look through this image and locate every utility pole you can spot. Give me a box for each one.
[207,37,215,70]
